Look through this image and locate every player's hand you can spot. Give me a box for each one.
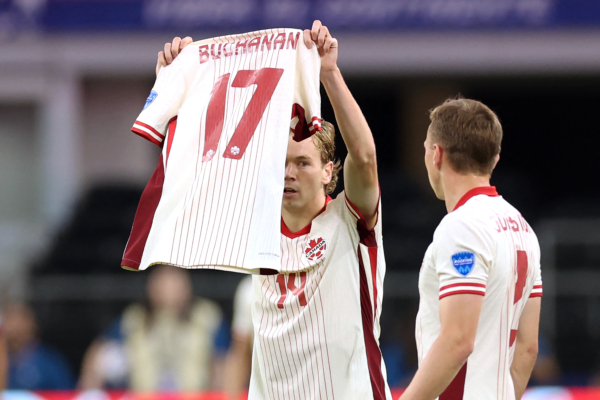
[303,20,338,76]
[156,36,193,76]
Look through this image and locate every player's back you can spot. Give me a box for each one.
[417,189,542,400]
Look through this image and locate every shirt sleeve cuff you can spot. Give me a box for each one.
[530,284,543,298]
[132,120,165,146]
[439,281,486,299]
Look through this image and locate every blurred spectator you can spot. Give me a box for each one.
[224,276,253,400]
[0,315,7,391]
[529,334,561,386]
[380,302,418,387]
[78,265,229,391]
[3,302,74,390]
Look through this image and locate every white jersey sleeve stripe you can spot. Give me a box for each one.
[439,282,486,299]
[530,284,543,298]
[132,125,163,146]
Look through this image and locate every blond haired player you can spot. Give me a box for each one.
[158,21,391,400]
[399,99,542,400]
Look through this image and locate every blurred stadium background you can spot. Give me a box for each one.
[2,0,600,398]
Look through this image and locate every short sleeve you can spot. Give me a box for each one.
[232,276,254,338]
[132,54,188,146]
[290,35,322,142]
[530,266,543,298]
[434,216,493,300]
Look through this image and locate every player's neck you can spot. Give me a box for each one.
[442,171,492,213]
[282,193,327,233]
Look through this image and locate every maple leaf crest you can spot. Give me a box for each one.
[305,237,326,261]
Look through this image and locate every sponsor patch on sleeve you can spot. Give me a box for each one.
[452,252,475,276]
[143,90,158,110]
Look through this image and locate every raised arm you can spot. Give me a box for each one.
[304,21,379,228]
[511,297,541,399]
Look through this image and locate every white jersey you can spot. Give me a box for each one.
[416,187,543,400]
[249,193,392,400]
[122,29,321,274]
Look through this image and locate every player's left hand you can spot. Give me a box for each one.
[304,20,338,76]
[156,36,193,76]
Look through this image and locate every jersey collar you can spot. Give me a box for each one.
[453,186,499,212]
[282,195,332,239]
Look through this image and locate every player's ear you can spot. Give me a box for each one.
[433,143,444,170]
[493,153,500,169]
[322,161,333,185]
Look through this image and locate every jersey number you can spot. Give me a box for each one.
[276,272,307,309]
[203,68,284,162]
[510,250,528,347]
[514,250,528,305]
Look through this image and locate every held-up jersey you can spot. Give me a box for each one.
[249,192,392,400]
[416,187,543,400]
[122,29,322,274]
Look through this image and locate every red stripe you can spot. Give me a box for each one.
[440,362,467,400]
[131,127,162,147]
[166,116,177,162]
[439,290,485,300]
[358,246,386,400]
[510,329,518,347]
[453,186,499,211]
[529,293,543,298]
[533,285,543,289]
[345,194,364,220]
[440,282,486,291]
[368,246,378,318]
[121,156,165,270]
[134,120,164,138]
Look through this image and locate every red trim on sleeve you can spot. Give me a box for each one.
[132,127,163,147]
[439,290,486,300]
[440,282,486,291]
[530,293,543,298]
[166,116,178,162]
[453,186,499,211]
[345,193,366,220]
[134,120,164,138]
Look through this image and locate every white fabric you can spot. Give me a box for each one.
[416,193,542,400]
[232,276,254,338]
[130,28,321,273]
[249,192,392,400]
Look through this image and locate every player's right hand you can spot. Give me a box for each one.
[156,36,193,76]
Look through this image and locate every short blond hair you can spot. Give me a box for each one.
[311,120,342,194]
[429,98,502,176]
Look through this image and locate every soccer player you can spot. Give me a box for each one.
[399,98,542,400]
[157,20,391,400]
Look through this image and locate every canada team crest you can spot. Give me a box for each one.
[304,237,327,262]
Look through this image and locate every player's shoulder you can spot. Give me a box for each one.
[433,204,492,247]
[324,190,374,222]
[323,190,349,215]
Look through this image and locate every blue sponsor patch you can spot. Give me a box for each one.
[143,90,158,110]
[452,252,475,276]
